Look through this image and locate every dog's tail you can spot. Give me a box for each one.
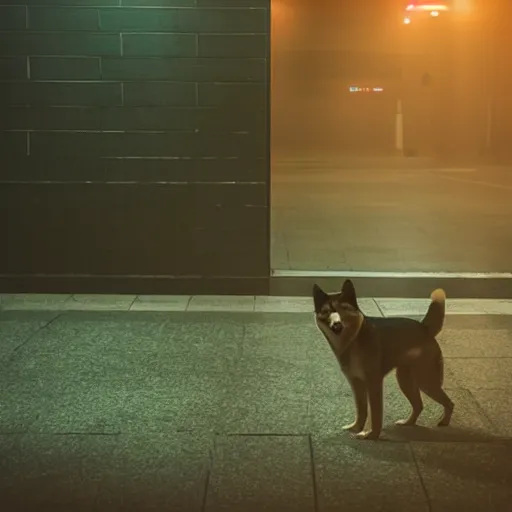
[421,288,446,338]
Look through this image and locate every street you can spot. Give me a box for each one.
[272,160,512,272]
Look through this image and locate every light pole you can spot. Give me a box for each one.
[399,2,453,159]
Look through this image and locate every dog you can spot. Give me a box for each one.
[313,279,454,440]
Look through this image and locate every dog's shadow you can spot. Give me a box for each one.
[381,424,505,444]
[344,425,512,487]
[320,424,506,446]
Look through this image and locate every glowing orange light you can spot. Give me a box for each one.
[404,16,412,24]
[430,10,439,16]
[405,3,449,13]
[416,3,449,12]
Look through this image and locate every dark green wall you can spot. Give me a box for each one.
[0,0,270,294]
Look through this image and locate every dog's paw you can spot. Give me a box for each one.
[342,421,364,433]
[395,418,417,427]
[354,430,380,440]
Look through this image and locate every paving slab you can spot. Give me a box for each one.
[470,389,512,438]
[1,433,117,511]
[187,295,255,312]
[430,314,512,331]
[0,294,71,311]
[0,433,210,512]
[220,356,310,435]
[411,442,512,512]
[439,328,512,358]
[130,295,191,311]
[312,436,429,512]
[66,294,136,311]
[95,433,210,511]
[0,312,62,432]
[445,357,512,390]
[0,312,244,434]
[377,298,512,316]
[205,435,315,512]
[7,311,244,360]
[255,295,314,313]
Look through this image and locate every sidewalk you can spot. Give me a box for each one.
[1,295,512,511]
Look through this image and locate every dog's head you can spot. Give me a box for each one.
[313,279,360,333]
[313,279,360,334]
[313,280,365,355]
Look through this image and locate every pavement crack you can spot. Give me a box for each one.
[308,434,319,512]
[373,299,386,317]
[127,295,138,311]
[225,433,307,437]
[200,468,211,512]
[409,444,432,512]
[9,312,63,360]
[51,431,121,436]
[467,388,496,430]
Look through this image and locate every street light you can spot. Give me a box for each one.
[403,2,450,24]
[398,2,452,155]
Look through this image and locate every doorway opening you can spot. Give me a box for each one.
[270,1,510,282]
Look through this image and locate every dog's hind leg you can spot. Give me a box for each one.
[395,366,423,426]
[418,353,454,427]
[420,385,454,426]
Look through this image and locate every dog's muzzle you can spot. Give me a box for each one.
[328,312,342,333]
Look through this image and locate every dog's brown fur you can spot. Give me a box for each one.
[314,280,454,440]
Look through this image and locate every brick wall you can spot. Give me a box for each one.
[0,0,270,294]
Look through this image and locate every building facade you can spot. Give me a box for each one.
[0,0,271,295]
[1,1,510,295]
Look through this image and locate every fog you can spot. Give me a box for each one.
[271,0,508,162]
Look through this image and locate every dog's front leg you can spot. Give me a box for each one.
[342,377,367,433]
[355,377,383,440]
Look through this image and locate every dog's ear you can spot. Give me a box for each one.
[313,284,328,313]
[341,279,358,308]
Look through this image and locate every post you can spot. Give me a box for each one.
[395,98,404,154]
[485,95,492,150]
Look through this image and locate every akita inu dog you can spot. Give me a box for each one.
[313,279,454,440]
